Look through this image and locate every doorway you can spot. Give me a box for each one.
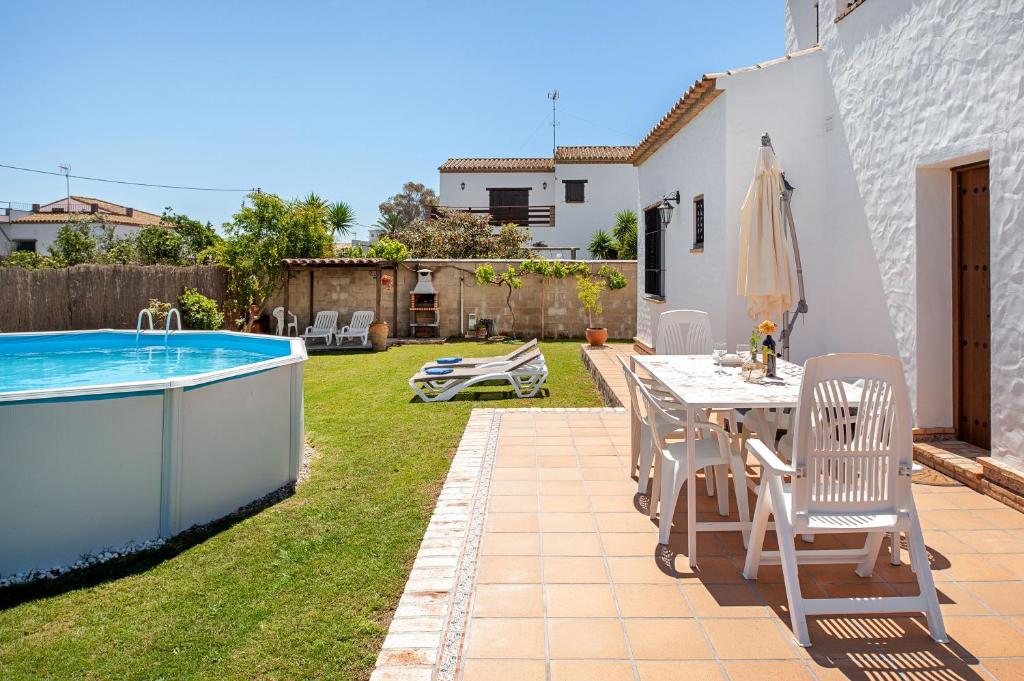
[952,161,990,449]
[488,188,530,226]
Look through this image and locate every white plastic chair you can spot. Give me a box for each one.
[741,353,946,647]
[301,310,339,346]
[336,310,374,347]
[272,306,298,337]
[655,309,713,355]
[627,362,749,548]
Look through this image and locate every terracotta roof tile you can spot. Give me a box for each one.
[439,158,554,173]
[282,257,388,267]
[554,145,635,163]
[20,195,166,227]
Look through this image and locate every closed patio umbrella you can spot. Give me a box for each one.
[737,133,806,357]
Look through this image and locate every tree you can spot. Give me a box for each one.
[391,209,530,259]
[367,236,409,261]
[49,221,97,266]
[2,250,53,269]
[588,228,617,259]
[378,181,438,228]
[212,190,336,329]
[328,201,356,238]
[475,257,594,338]
[612,209,638,259]
[374,212,405,235]
[136,225,185,265]
[162,208,221,263]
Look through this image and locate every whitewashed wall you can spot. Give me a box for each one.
[1,222,143,255]
[439,171,556,210]
[554,162,639,255]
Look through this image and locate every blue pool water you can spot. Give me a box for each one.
[0,331,292,394]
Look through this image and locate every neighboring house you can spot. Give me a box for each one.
[0,195,165,256]
[634,0,1023,471]
[437,146,638,257]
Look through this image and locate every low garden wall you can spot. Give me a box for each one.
[268,259,637,339]
[0,265,227,332]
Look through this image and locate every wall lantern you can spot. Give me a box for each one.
[542,181,548,189]
[460,182,466,190]
[659,190,681,226]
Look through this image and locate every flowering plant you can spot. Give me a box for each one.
[380,274,394,289]
[757,319,777,336]
[750,320,777,358]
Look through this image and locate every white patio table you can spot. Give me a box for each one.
[630,354,806,567]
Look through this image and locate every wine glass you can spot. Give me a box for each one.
[713,342,727,374]
[736,343,751,365]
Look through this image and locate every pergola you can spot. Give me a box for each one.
[281,257,401,330]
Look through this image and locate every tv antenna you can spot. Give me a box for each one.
[547,90,559,154]
[58,163,71,209]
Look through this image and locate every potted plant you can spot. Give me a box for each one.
[577,276,609,346]
[368,319,389,351]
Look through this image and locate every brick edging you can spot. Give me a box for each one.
[579,345,624,408]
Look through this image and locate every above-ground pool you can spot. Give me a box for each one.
[0,330,307,579]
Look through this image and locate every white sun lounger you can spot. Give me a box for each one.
[301,310,339,346]
[409,350,548,403]
[421,338,539,371]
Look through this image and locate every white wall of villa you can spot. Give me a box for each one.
[439,170,556,213]
[637,0,1024,470]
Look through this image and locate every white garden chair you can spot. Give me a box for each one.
[409,350,547,403]
[272,306,298,337]
[741,353,946,647]
[626,361,749,548]
[335,310,374,347]
[301,310,339,346]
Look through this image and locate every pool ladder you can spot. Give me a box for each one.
[164,308,182,342]
[136,309,155,339]
[135,307,182,342]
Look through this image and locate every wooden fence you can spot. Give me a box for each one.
[0,265,228,332]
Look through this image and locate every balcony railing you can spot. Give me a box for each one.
[433,205,555,228]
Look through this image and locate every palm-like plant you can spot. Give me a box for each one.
[612,209,638,259]
[328,201,356,237]
[588,228,617,260]
[374,212,406,235]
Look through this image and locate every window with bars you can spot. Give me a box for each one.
[693,195,705,249]
[643,206,664,298]
[563,180,586,203]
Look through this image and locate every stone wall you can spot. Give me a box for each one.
[268,259,637,340]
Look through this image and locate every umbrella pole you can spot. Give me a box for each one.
[780,173,808,361]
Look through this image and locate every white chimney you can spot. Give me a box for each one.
[412,268,436,294]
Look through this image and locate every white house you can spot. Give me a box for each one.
[0,195,166,256]
[634,0,1023,472]
[438,146,638,258]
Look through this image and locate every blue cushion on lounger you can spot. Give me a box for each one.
[435,357,462,364]
[425,367,454,375]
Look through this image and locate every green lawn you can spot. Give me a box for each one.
[0,340,606,680]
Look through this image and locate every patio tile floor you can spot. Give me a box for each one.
[374,391,1024,681]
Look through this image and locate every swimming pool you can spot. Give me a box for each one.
[0,330,306,579]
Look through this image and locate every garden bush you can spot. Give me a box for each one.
[178,287,224,330]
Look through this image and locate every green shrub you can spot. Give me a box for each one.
[146,298,172,328]
[367,236,409,261]
[2,250,53,270]
[178,288,224,330]
[49,223,97,266]
[136,226,185,265]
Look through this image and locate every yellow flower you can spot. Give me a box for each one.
[757,320,777,335]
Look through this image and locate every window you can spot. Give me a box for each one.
[693,195,704,249]
[13,240,36,253]
[563,180,586,203]
[488,188,530,225]
[643,206,664,298]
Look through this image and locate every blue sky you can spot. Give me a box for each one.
[1,1,783,240]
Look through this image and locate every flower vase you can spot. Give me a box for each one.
[762,334,777,378]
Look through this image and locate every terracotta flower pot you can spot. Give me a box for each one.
[368,321,389,351]
[585,327,609,347]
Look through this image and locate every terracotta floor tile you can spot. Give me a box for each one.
[590,496,645,513]
[583,468,627,481]
[538,468,584,481]
[601,532,658,557]
[991,553,1024,575]
[891,581,994,617]
[615,584,692,618]
[543,556,609,583]
[922,509,999,531]
[702,618,800,659]
[684,556,746,584]
[540,481,588,496]
[485,512,539,533]
[536,455,579,468]
[974,508,1024,530]
[933,553,1016,582]
[596,512,657,533]
[542,532,602,556]
[494,455,538,469]
[476,555,541,584]
[624,618,713,660]
[490,480,539,496]
[547,618,628,659]
[481,532,542,556]
[587,481,639,496]
[922,529,979,554]
[460,659,546,681]
[682,583,770,618]
[545,583,619,617]
[578,455,622,468]
[982,659,1024,680]
[635,661,724,680]
[540,512,596,533]
[964,581,1024,615]
[464,618,545,658]
[606,556,681,584]
[944,616,1024,657]
[549,661,634,681]
[539,496,591,513]
[803,616,959,659]
[721,661,816,680]
[492,467,538,481]
[954,529,1024,554]
[580,444,620,456]
[488,495,538,513]
[473,584,544,617]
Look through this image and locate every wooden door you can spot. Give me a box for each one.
[489,188,529,226]
[953,162,990,449]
